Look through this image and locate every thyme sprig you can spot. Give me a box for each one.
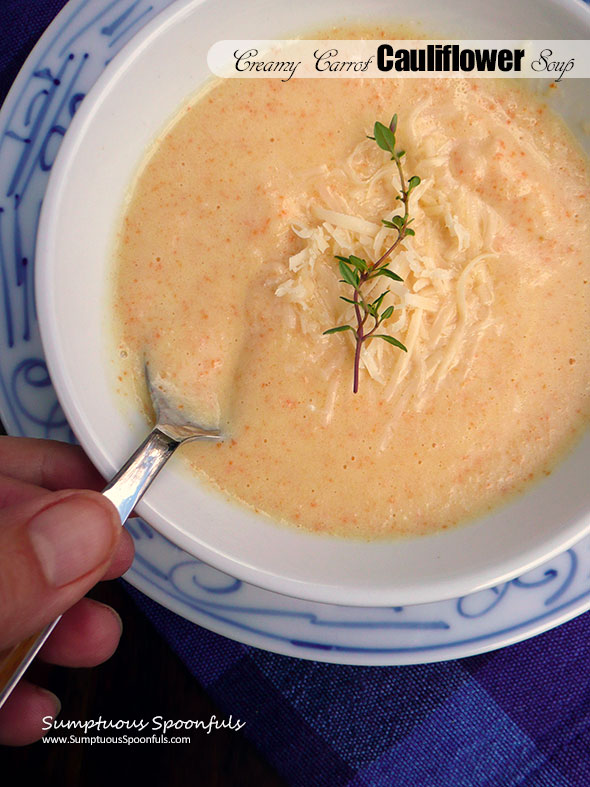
[323,114,420,394]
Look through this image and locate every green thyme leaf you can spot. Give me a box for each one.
[374,335,408,351]
[336,255,367,273]
[374,268,404,282]
[372,290,389,310]
[381,306,395,320]
[382,215,405,230]
[323,325,356,335]
[339,261,358,288]
[407,175,421,192]
[349,255,368,271]
[373,121,396,155]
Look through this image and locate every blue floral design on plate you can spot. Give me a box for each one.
[1,0,589,665]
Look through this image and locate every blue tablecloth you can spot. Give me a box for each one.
[127,584,590,786]
[2,2,590,784]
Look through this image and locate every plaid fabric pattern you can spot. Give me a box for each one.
[126,583,590,786]
[3,2,590,784]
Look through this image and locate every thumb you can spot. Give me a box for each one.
[0,490,121,649]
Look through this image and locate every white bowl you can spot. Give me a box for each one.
[36,0,590,606]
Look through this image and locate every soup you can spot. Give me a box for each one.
[112,36,590,540]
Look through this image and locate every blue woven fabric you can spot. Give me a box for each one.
[126,581,590,786]
[3,2,590,784]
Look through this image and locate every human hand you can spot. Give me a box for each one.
[0,437,134,746]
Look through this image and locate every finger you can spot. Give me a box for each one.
[0,437,105,491]
[0,474,135,579]
[102,527,135,580]
[0,680,60,746]
[0,474,49,509]
[0,490,121,649]
[39,598,123,667]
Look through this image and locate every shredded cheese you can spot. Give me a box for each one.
[274,103,502,424]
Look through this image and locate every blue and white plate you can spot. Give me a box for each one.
[1,0,589,665]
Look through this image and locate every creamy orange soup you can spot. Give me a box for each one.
[111,39,590,540]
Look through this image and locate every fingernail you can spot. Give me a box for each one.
[95,601,123,634]
[37,687,61,719]
[29,495,118,587]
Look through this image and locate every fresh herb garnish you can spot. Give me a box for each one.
[323,115,420,394]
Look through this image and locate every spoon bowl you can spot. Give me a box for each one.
[144,363,224,444]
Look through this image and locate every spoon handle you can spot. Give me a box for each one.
[0,427,179,710]
[102,427,179,523]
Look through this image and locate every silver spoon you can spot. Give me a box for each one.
[0,367,222,709]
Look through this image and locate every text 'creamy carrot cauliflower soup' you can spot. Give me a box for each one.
[111,29,590,541]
